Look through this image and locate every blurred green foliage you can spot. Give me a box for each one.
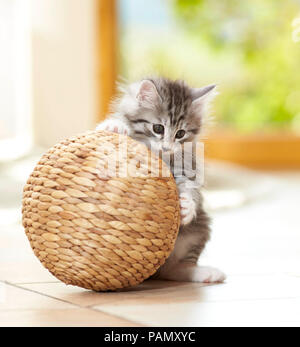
[120,0,300,133]
[173,0,300,132]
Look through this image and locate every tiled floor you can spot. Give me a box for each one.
[1,156,300,327]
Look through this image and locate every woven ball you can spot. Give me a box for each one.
[22,130,180,291]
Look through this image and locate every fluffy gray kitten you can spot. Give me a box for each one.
[96,77,225,283]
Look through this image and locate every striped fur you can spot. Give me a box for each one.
[97,77,225,283]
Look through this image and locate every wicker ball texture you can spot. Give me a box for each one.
[22,130,180,291]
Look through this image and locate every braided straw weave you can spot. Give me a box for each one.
[22,130,180,291]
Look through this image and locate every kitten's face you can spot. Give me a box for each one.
[118,78,217,155]
[130,108,195,155]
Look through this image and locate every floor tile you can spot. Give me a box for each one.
[20,274,300,309]
[0,260,57,284]
[19,280,200,307]
[0,282,74,311]
[0,225,57,283]
[20,282,112,307]
[0,308,140,327]
[95,298,300,327]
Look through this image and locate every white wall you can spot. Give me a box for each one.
[31,0,99,148]
[0,0,32,161]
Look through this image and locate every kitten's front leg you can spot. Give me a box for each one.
[177,179,198,226]
[96,118,130,135]
[155,178,226,283]
[179,191,197,226]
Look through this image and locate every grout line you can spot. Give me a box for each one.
[86,306,146,327]
[5,279,300,304]
[12,281,60,285]
[6,281,143,327]
[3,281,78,308]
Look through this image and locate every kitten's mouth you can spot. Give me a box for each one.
[158,150,175,162]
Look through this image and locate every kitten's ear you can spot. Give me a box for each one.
[191,84,218,115]
[136,80,161,109]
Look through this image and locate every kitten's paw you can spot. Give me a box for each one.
[193,266,226,283]
[180,192,196,225]
[96,119,129,135]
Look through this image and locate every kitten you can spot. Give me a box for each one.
[96,77,226,283]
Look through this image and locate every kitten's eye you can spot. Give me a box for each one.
[175,130,186,139]
[153,124,164,135]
